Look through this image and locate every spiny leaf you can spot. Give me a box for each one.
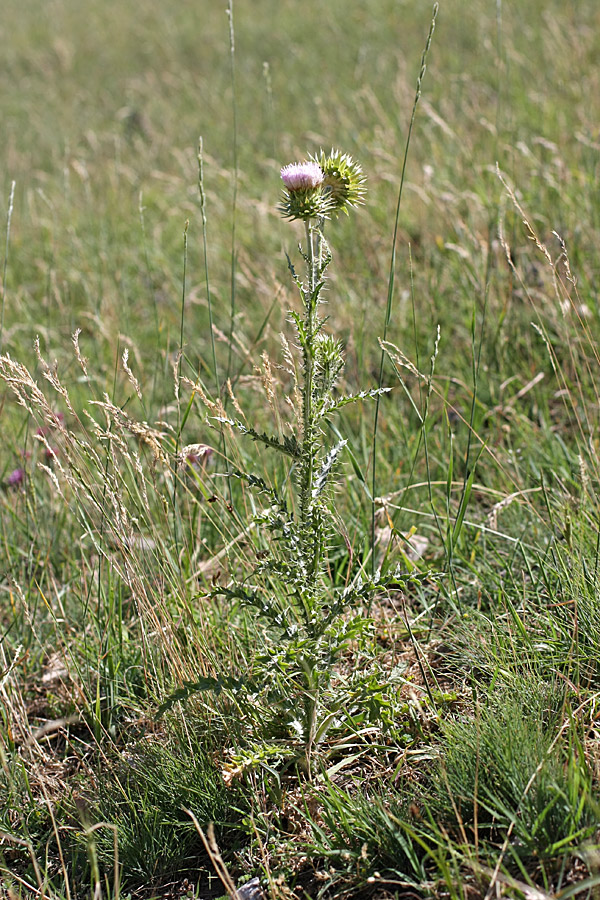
[156,674,248,717]
[323,386,392,415]
[285,252,302,289]
[216,418,300,458]
[230,469,282,503]
[217,584,292,628]
[313,439,347,498]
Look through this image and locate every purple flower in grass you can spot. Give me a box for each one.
[186,444,213,467]
[177,443,214,472]
[280,161,324,192]
[6,468,25,488]
[279,161,332,221]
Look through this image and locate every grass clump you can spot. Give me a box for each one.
[83,728,241,890]
[304,782,428,894]
[434,681,598,862]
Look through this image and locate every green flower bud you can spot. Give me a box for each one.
[311,149,366,216]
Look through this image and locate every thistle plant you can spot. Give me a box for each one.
[165,150,410,772]
[269,152,382,760]
[278,152,366,588]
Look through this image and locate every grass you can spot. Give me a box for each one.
[1,0,600,897]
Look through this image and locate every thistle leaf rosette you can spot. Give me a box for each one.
[311,149,366,216]
[279,161,333,221]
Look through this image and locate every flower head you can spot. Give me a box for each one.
[310,149,366,216]
[177,443,214,472]
[6,468,25,488]
[280,162,324,192]
[279,160,332,221]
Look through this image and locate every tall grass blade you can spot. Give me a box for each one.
[371,4,439,573]
[0,180,15,355]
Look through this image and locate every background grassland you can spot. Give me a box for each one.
[1,0,600,898]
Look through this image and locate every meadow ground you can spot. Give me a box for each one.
[1,0,600,897]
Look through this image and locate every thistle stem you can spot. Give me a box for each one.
[300,220,319,542]
[300,218,322,771]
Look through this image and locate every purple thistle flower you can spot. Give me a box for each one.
[186,444,213,467]
[280,161,324,192]
[6,468,25,487]
[177,443,214,472]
